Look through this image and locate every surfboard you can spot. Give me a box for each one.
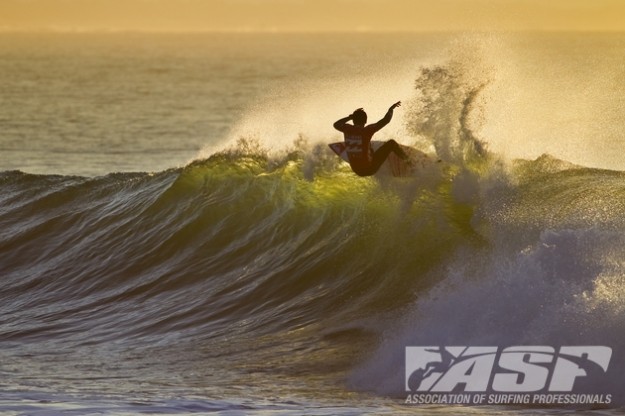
[328,141,431,177]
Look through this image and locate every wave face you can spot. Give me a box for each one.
[0,146,470,347]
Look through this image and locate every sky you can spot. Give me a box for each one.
[1,0,625,33]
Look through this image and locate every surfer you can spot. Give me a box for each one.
[333,101,411,176]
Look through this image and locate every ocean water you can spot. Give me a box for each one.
[2,32,625,415]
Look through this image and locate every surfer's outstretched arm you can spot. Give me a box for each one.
[370,101,401,132]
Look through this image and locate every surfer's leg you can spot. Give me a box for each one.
[369,140,410,173]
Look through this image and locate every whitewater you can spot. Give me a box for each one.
[1,32,625,415]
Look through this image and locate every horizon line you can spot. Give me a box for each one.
[1,27,625,35]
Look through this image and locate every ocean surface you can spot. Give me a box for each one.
[1,32,625,415]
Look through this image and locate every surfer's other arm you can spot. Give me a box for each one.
[333,108,363,132]
[333,115,351,132]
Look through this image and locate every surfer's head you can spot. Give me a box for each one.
[352,109,367,126]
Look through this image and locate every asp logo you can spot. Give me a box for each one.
[406,346,612,393]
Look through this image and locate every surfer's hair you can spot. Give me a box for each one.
[352,109,367,126]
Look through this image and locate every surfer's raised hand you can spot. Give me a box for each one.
[334,109,362,131]
[389,101,401,111]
